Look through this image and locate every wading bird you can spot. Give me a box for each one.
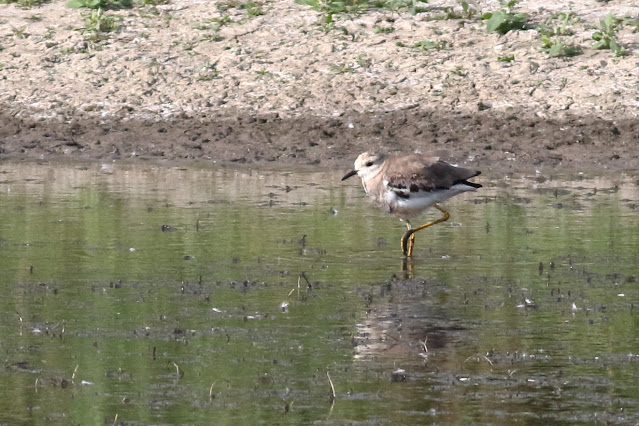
[342,152,482,257]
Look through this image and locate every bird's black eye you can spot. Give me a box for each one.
[365,161,373,167]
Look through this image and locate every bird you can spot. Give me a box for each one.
[342,151,481,257]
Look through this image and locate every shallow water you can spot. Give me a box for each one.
[0,159,638,424]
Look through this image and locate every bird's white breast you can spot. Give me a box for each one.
[383,183,476,219]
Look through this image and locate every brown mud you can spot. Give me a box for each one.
[2,110,637,170]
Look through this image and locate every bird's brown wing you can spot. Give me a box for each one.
[385,154,481,196]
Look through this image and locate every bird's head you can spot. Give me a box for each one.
[342,152,387,181]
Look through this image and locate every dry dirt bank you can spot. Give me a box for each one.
[1,0,638,170]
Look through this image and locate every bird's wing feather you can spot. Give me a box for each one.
[385,154,480,195]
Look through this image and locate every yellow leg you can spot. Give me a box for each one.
[401,257,415,279]
[400,222,414,256]
[401,204,450,257]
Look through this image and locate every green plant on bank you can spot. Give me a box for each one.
[355,53,371,67]
[371,0,428,15]
[295,0,429,26]
[373,24,394,33]
[396,38,447,51]
[139,0,169,5]
[483,0,528,34]
[450,65,467,76]
[197,61,219,81]
[295,0,366,25]
[216,0,264,17]
[11,25,30,38]
[330,62,355,74]
[197,15,231,32]
[433,0,478,20]
[200,32,223,42]
[497,54,514,62]
[44,26,56,40]
[243,1,264,17]
[196,15,231,42]
[77,8,118,44]
[412,38,447,51]
[622,16,639,32]
[67,0,131,10]
[592,12,626,56]
[537,11,580,37]
[0,0,51,8]
[539,35,582,57]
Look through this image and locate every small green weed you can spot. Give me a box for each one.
[622,16,639,33]
[539,35,582,57]
[592,13,625,56]
[197,61,219,81]
[433,1,478,20]
[201,32,223,42]
[196,15,230,41]
[372,0,428,15]
[295,0,429,26]
[0,0,50,8]
[77,8,118,44]
[139,0,169,5]
[217,0,264,17]
[355,53,371,68]
[199,15,231,30]
[450,66,467,76]
[484,0,528,34]
[67,0,131,10]
[11,26,30,38]
[410,39,447,51]
[373,25,394,34]
[44,26,56,40]
[330,62,355,74]
[243,1,263,17]
[295,0,365,25]
[497,54,515,62]
[537,11,579,37]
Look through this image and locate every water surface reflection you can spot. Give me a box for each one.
[0,159,638,424]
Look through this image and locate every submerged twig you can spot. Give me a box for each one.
[463,354,494,366]
[300,272,311,287]
[72,364,79,382]
[284,400,293,414]
[16,310,23,336]
[173,362,180,378]
[327,371,336,404]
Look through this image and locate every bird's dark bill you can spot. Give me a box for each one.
[341,170,358,181]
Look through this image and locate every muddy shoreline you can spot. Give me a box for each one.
[2,109,637,171]
[1,0,638,171]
